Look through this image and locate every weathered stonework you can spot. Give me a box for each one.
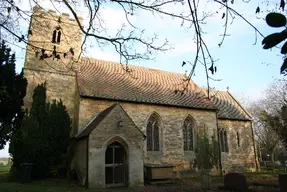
[23,69,79,132]
[74,139,87,186]
[78,98,218,171]
[23,7,257,188]
[218,120,256,172]
[85,105,144,187]
[23,7,82,134]
[25,7,82,73]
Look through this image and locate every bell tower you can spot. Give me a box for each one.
[24,6,83,72]
[23,6,83,135]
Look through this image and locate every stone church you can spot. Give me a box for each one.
[23,7,257,188]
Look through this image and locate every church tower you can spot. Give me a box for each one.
[23,6,83,135]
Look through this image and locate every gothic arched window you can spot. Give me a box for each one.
[52,28,61,43]
[183,116,196,151]
[146,113,161,151]
[219,129,229,152]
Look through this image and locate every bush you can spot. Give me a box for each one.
[9,83,71,179]
[195,130,219,171]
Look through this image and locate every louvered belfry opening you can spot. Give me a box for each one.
[105,141,128,187]
[52,28,61,43]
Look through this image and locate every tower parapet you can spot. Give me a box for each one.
[25,6,83,74]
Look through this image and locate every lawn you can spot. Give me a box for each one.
[0,163,10,182]
[0,180,90,192]
[0,164,284,192]
[0,163,10,173]
[0,164,91,192]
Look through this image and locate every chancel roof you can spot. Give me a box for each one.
[207,90,252,121]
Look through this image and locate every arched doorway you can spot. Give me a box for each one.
[105,141,128,187]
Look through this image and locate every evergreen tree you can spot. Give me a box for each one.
[9,83,71,178]
[195,130,219,171]
[0,41,27,149]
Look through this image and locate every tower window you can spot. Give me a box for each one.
[57,31,61,43]
[52,28,61,43]
[52,30,57,43]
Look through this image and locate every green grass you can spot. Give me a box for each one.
[0,164,11,182]
[0,180,144,192]
[0,165,285,192]
[0,164,91,192]
[0,180,83,192]
[180,175,223,185]
[0,164,130,192]
[0,164,10,173]
[260,166,287,174]
[246,172,278,179]
[180,170,283,186]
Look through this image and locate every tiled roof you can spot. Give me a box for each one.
[207,90,252,121]
[77,58,216,110]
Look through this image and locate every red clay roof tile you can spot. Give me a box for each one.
[78,58,216,110]
[207,89,252,121]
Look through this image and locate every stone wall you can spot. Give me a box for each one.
[23,69,79,134]
[218,120,256,173]
[88,104,144,187]
[74,139,87,186]
[23,6,257,186]
[78,98,218,171]
[23,7,82,135]
[25,7,82,73]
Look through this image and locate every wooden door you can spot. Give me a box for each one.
[105,141,127,187]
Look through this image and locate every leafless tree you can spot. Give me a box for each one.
[0,0,194,64]
[264,79,287,115]
[248,101,279,162]
[0,0,278,97]
[247,78,287,161]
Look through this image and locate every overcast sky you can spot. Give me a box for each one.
[0,0,285,157]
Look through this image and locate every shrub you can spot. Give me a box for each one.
[195,130,219,171]
[9,83,71,179]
